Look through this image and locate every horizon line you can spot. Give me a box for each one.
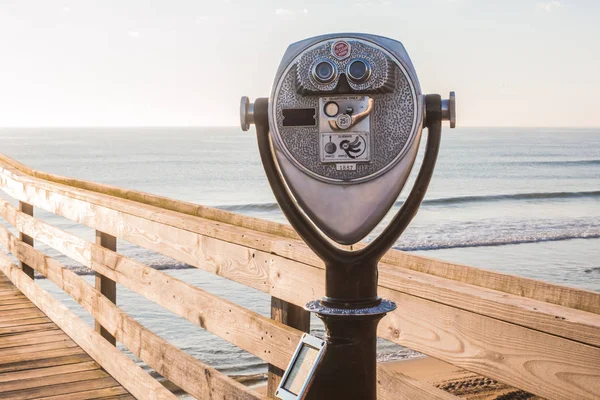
[1,125,599,130]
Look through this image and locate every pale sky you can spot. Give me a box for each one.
[1,0,599,127]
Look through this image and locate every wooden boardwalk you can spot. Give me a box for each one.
[0,272,133,400]
[0,154,598,400]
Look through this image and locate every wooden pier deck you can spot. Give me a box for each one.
[0,272,132,400]
[0,153,599,400]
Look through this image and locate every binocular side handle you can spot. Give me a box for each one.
[254,98,341,263]
[254,95,443,269]
[358,94,442,262]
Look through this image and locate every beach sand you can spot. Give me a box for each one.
[255,356,541,399]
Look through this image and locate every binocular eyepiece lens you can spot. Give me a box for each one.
[312,60,337,83]
[347,59,371,83]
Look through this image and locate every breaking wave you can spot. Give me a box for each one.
[393,232,600,252]
[216,190,600,213]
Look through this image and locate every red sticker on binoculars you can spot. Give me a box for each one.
[332,41,351,59]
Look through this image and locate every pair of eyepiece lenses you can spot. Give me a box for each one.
[312,58,371,84]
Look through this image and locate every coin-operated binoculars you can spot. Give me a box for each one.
[241,33,455,400]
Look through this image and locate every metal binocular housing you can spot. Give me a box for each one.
[242,33,455,246]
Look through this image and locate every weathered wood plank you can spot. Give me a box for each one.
[0,353,93,374]
[0,316,52,328]
[98,395,136,400]
[95,230,117,346]
[0,307,45,319]
[0,298,30,306]
[0,369,109,392]
[0,337,78,353]
[272,259,600,400]
[377,286,600,400]
[0,290,18,295]
[378,247,600,315]
[2,178,599,352]
[0,309,46,322]
[0,348,87,372]
[0,341,81,364]
[0,303,37,312]
[0,360,100,383]
[376,262,600,348]
[0,327,63,340]
[0,330,68,349]
[0,292,27,301]
[1,377,120,400]
[0,322,58,337]
[35,386,130,400]
[0,229,267,400]
[0,255,177,400]
[1,181,600,398]
[2,155,598,315]
[269,251,600,399]
[0,153,300,240]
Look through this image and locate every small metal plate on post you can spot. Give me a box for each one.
[275,333,327,400]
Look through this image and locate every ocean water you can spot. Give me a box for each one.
[0,127,599,388]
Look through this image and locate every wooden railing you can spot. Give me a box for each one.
[0,154,599,400]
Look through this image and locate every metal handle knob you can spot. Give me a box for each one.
[441,91,456,128]
[240,96,255,131]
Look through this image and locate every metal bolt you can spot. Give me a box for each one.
[240,96,255,131]
[441,91,456,128]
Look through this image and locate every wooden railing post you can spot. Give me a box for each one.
[267,297,310,397]
[18,202,34,279]
[95,230,117,345]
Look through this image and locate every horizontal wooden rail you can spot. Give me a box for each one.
[0,199,302,368]
[267,261,600,399]
[1,156,599,399]
[1,163,598,338]
[0,168,456,400]
[0,205,456,400]
[0,252,176,400]
[3,158,600,317]
[0,154,300,240]
[2,153,598,315]
[1,164,598,347]
[0,211,269,400]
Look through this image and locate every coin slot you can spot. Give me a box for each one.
[282,108,317,127]
[324,102,339,117]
